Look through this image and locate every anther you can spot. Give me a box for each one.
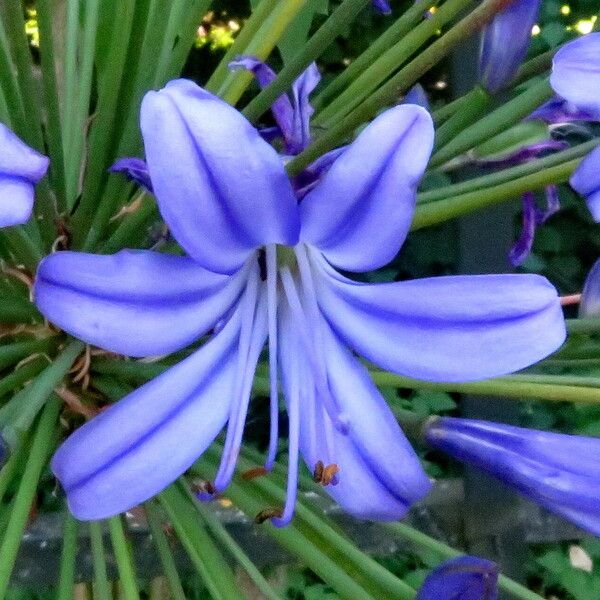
[254,507,283,524]
[241,466,269,480]
[313,461,339,486]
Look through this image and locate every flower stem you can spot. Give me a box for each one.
[385,522,546,600]
[566,318,600,335]
[57,515,79,600]
[242,0,372,124]
[0,395,60,597]
[89,521,112,600]
[287,0,518,176]
[108,515,140,600]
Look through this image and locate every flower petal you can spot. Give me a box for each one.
[580,258,600,317]
[311,250,566,382]
[416,556,499,600]
[110,157,153,193]
[140,79,300,274]
[279,302,431,520]
[551,33,600,114]
[52,311,242,520]
[300,105,434,272]
[570,145,600,221]
[34,250,248,357]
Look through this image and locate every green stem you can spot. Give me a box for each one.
[0,396,60,597]
[0,356,49,401]
[0,337,56,371]
[566,318,600,335]
[242,0,372,123]
[108,516,140,600]
[429,78,553,167]
[386,522,545,600]
[89,521,112,600]
[0,293,42,323]
[313,0,474,128]
[144,502,187,600]
[57,515,79,600]
[218,0,309,105]
[287,0,518,176]
[2,226,44,272]
[411,157,580,229]
[512,47,555,86]
[312,0,439,112]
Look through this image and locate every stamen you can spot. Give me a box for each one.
[254,507,283,524]
[265,244,279,471]
[280,266,348,433]
[241,466,269,480]
[313,461,340,486]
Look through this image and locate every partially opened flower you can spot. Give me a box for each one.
[580,257,600,317]
[372,0,392,15]
[478,0,541,94]
[0,123,49,227]
[570,145,600,222]
[416,556,498,600]
[425,417,600,535]
[35,79,566,523]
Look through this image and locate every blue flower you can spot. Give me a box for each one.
[372,0,392,15]
[0,123,48,227]
[571,145,600,222]
[580,258,600,317]
[34,79,566,523]
[416,556,498,600]
[478,0,541,94]
[426,417,600,535]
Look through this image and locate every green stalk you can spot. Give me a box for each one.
[0,431,30,503]
[0,340,83,451]
[0,337,56,371]
[57,515,79,600]
[368,369,600,405]
[312,0,439,111]
[89,521,112,600]
[0,396,60,597]
[144,502,187,600]
[432,92,468,124]
[218,0,309,105]
[512,47,555,86]
[313,0,474,127]
[386,523,545,600]
[433,86,491,149]
[0,18,27,139]
[429,78,553,167]
[566,318,600,335]
[418,138,600,204]
[411,157,580,229]
[108,516,140,600]
[0,356,49,400]
[63,0,80,152]
[287,0,517,176]
[180,481,284,600]
[0,294,41,323]
[242,0,372,123]
[1,227,43,271]
[205,0,280,93]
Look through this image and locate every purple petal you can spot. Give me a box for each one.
[479,0,541,93]
[288,63,321,155]
[53,314,246,521]
[509,192,537,266]
[34,250,248,357]
[580,258,600,317]
[404,84,430,110]
[279,302,431,521]
[529,97,600,124]
[300,105,434,272]
[416,556,499,600]
[551,33,600,114]
[372,0,392,15]
[426,418,600,535]
[229,57,294,144]
[570,145,600,221]
[311,249,566,382]
[476,140,568,169]
[140,79,300,274]
[0,123,49,227]
[110,157,153,193]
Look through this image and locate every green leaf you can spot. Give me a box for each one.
[277,0,329,63]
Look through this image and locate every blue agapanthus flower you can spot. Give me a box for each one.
[372,0,392,15]
[478,0,541,94]
[0,123,49,227]
[580,258,600,317]
[34,78,566,524]
[426,417,600,535]
[571,145,600,222]
[416,556,498,600]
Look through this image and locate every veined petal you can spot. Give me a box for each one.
[570,145,600,221]
[141,79,300,274]
[0,123,49,227]
[52,310,242,520]
[551,33,600,114]
[416,556,499,600]
[34,250,249,357]
[279,303,431,521]
[300,105,434,272]
[311,250,566,382]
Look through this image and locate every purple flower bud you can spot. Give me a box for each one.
[529,97,600,125]
[404,84,430,110]
[426,417,600,535]
[110,157,153,193]
[570,145,600,221]
[0,123,49,227]
[551,33,600,115]
[416,556,499,600]
[372,0,392,15]
[580,258,600,318]
[478,0,541,93]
